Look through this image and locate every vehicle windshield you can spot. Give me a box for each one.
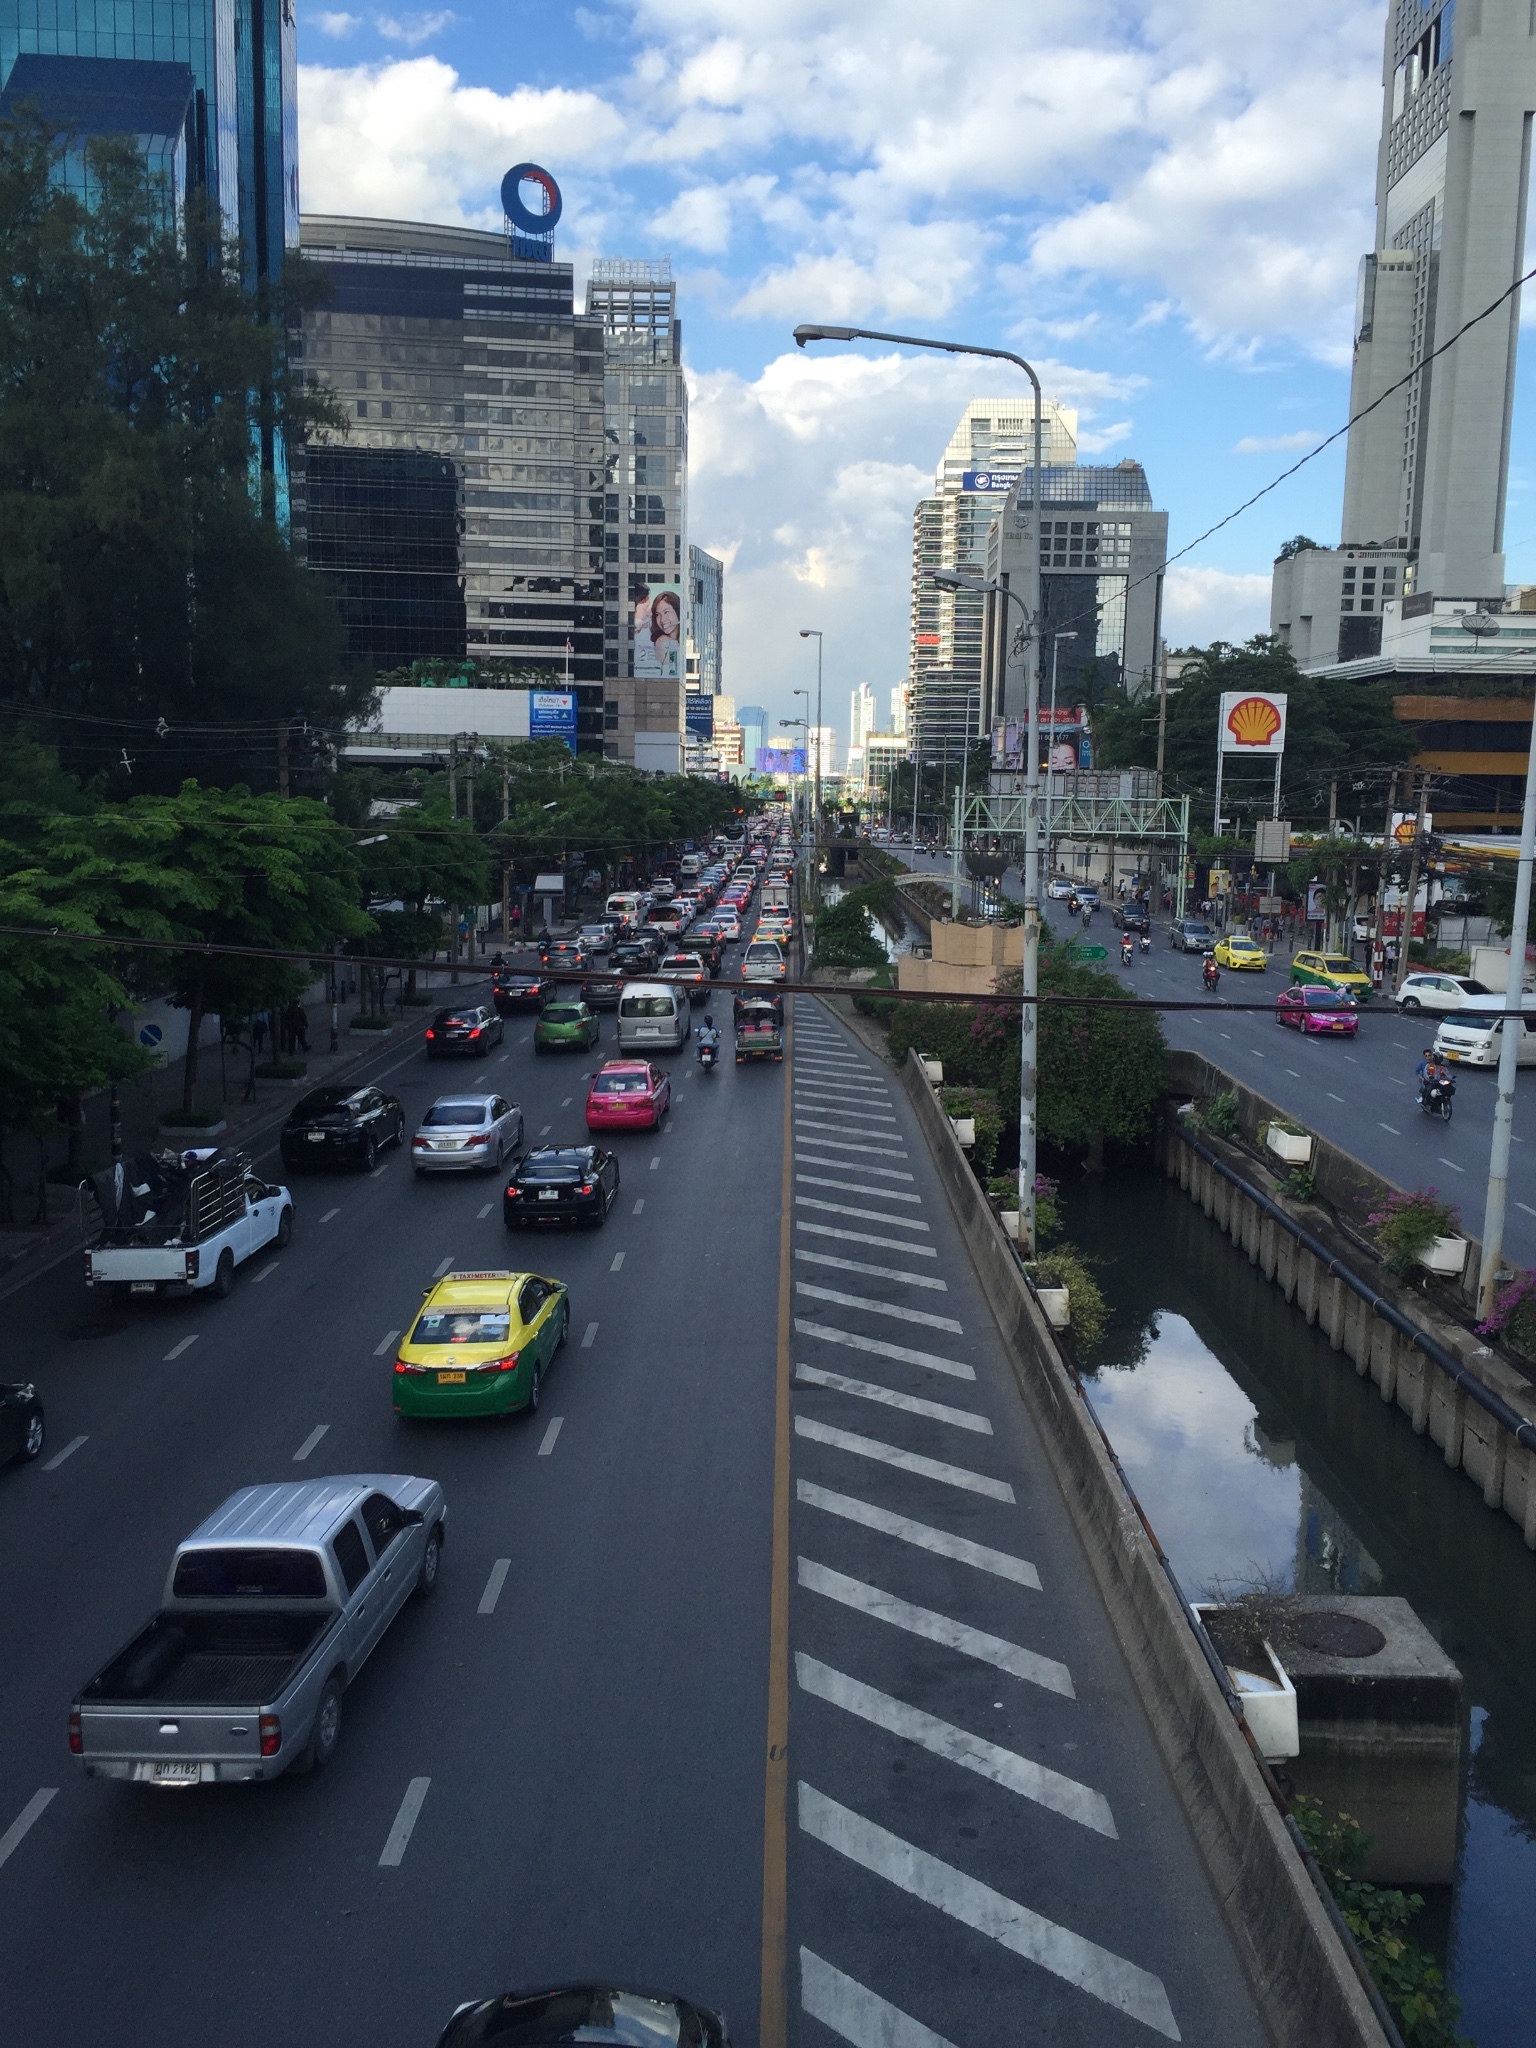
[434,1012,478,1028]
[542,1006,585,1023]
[1303,989,1347,1008]
[173,1548,327,1599]
[621,995,676,1017]
[746,944,780,958]
[519,1149,593,1179]
[593,1073,648,1094]
[410,1308,512,1345]
[292,1089,354,1121]
[1321,956,1358,973]
[422,1102,488,1126]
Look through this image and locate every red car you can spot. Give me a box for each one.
[585,1060,672,1131]
[1275,987,1359,1036]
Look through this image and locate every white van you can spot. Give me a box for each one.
[680,854,703,879]
[617,981,688,1053]
[1434,1007,1536,1068]
[606,891,648,932]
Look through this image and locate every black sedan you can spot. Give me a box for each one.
[582,973,625,1011]
[612,940,662,976]
[0,1381,43,1470]
[1113,903,1151,934]
[280,1085,406,1172]
[426,1004,506,1057]
[493,972,554,1014]
[503,1145,620,1230]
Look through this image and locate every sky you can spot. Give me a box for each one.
[296,0,1536,753]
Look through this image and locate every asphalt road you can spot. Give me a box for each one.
[0,902,1265,2048]
[897,843,1536,1270]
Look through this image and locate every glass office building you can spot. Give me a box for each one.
[296,215,607,745]
[687,543,723,696]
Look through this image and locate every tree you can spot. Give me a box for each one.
[0,121,370,788]
[1275,535,1322,560]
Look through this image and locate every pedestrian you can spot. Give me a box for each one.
[284,999,310,1055]
[252,1009,269,1056]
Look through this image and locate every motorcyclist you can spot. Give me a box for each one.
[1202,951,1220,992]
[1139,930,1152,954]
[1120,933,1134,965]
[1416,1047,1452,1099]
[695,1013,721,1062]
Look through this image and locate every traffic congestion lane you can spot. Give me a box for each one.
[0,956,784,2048]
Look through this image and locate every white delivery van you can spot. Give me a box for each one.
[606,891,648,932]
[617,982,688,1053]
[1434,1007,1536,1068]
[680,854,704,879]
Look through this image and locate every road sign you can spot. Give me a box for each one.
[1073,944,1108,961]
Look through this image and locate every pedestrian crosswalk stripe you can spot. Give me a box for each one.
[797,1222,938,1256]
[799,1949,956,2048]
[795,1248,947,1288]
[796,1281,962,1333]
[798,1557,1074,1698]
[796,1480,1040,1587]
[795,1416,1014,1500]
[796,1364,991,1433]
[797,1786,1178,2039]
[797,1197,929,1230]
[797,1176,924,1205]
[796,1130,909,1157]
[795,1318,969,1376]
[797,1156,916,1182]
[796,1655,1115,1837]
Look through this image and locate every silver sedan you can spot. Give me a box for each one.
[411,1093,524,1175]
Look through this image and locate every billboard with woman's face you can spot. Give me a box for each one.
[633,585,683,679]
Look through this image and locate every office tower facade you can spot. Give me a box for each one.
[980,460,1168,733]
[296,215,606,743]
[738,704,767,769]
[910,669,980,767]
[687,543,723,696]
[891,682,910,737]
[850,680,876,754]
[585,258,688,771]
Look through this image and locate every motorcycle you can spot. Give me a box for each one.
[696,1037,719,1073]
[1418,1075,1454,1122]
[1201,953,1220,993]
[1120,937,1134,966]
[1139,932,1152,955]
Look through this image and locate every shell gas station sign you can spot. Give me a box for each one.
[1219,692,1288,754]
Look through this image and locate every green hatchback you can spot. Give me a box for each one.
[534,1000,601,1053]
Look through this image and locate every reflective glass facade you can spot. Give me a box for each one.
[305,447,464,664]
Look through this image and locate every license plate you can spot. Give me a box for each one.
[1447,1050,1462,1061]
[306,1132,326,1142]
[436,1369,467,1384]
[131,1281,156,1294]
[539,1189,560,1201]
[153,1762,200,1783]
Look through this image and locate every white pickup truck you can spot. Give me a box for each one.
[84,1147,293,1301]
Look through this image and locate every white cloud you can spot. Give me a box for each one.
[1162,566,1273,647]
[313,11,362,36]
[1233,431,1325,454]
[375,10,459,47]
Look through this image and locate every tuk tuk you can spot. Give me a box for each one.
[733,992,785,1063]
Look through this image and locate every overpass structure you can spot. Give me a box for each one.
[956,786,1192,917]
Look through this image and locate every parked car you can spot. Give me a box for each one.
[281,1086,405,1171]
[1169,919,1216,952]
[492,972,554,1015]
[534,1001,601,1054]
[585,1060,672,1131]
[1396,972,1493,1015]
[0,1381,44,1470]
[1275,987,1360,1036]
[411,1094,523,1176]
[503,1145,620,1229]
[426,1005,506,1057]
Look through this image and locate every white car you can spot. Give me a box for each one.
[1397,972,1494,1015]
[1047,877,1075,900]
[412,1093,524,1175]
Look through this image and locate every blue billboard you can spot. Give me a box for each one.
[529,689,577,751]
[685,692,714,739]
[960,470,1019,493]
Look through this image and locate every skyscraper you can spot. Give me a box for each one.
[687,544,723,696]
[849,681,876,754]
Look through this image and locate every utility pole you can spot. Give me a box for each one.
[1394,774,1431,996]
[276,721,290,799]
[1368,771,1398,983]
[1477,729,1536,1318]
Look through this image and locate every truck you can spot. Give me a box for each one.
[83,1147,293,1301]
[70,1474,447,1785]
[761,881,792,914]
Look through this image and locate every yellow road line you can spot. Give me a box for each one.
[760,990,795,2048]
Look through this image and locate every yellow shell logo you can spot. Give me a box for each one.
[1226,695,1282,747]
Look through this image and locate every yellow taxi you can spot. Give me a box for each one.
[1213,935,1268,971]
[1290,950,1374,1003]
[392,1268,569,1420]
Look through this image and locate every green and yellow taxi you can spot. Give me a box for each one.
[534,999,601,1054]
[392,1269,569,1419]
[1290,950,1373,1003]
[1213,934,1267,971]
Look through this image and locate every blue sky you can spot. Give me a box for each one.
[298,1,1536,750]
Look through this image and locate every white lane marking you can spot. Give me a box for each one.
[799,1557,1073,1698]
[293,1424,330,1463]
[1390,1078,1407,1087]
[797,1787,1178,2040]
[797,1155,915,1183]
[1379,1122,1401,1134]
[1439,1156,1465,1172]
[561,1096,572,1107]
[795,1081,893,1101]
[250,1263,279,1284]
[538,1416,564,1456]
[371,1163,389,1178]
[477,1202,493,1219]
[796,1249,946,1289]
[42,1435,87,1472]
[581,1321,599,1348]
[478,1559,511,1614]
[797,1175,923,1205]
[795,1053,865,1067]
[610,1251,625,1272]
[1518,1202,1536,1218]
[800,1950,956,2048]
[0,1789,57,1871]
[797,1656,1114,1837]
[796,1319,972,1378]
[164,1335,199,1361]
[1286,1069,1300,1077]
[797,1365,990,1434]
[497,1053,510,1063]
[796,1480,1040,1588]
[797,1199,929,1232]
[650,1156,661,1171]
[1328,1092,1345,1102]
[795,1131,908,1159]
[433,1255,454,1278]
[379,1777,431,1867]
[795,1105,901,1127]
[795,1416,1012,1500]
[374,1328,401,1357]
[320,1208,340,1224]
[1219,1032,1232,1040]
[796,1281,962,1334]
[798,1222,937,1258]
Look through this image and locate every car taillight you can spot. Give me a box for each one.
[506,1185,522,1199]
[477,1352,519,1375]
[83,1252,93,1282]
[578,1183,594,1196]
[259,1714,281,1757]
[185,1250,200,1279]
[467,1133,488,1145]
[425,1028,436,1040]
[394,1359,425,1374]
[68,1709,82,1755]
[470,1026,483,1038]
[412,1134,428,1145]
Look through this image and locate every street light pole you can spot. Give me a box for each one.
[1477,734,1536,1318]
[1047,630,1076,880]
[800,629,824,841]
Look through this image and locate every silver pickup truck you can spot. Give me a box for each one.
[69,1474,446,1786]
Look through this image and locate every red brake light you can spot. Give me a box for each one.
[259,1714,281,1757]
[425,1029,436,1040]
[185,1250,200,1279]
[470,1026,482,1038]
[506,1185,522,1199]
[394,1359,425,1374]
[578,1183,594,1196]
[476,1351,519,1375]
[68,1709,82,1755]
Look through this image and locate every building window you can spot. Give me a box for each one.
[356,400,368,417]
[1341,598,1355,611]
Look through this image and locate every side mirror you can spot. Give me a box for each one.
[400,1507,425,1526]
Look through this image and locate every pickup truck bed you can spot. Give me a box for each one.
[83,1612,331,1708]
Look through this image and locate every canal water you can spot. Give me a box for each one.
[1063,1164,1536,2048]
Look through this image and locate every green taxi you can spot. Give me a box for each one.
[1290,950,1373,1003]
[392,1269,569,1419]
[534,1000,601,1054]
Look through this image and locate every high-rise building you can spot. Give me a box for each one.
[890,683,910,738]
[807,726,836,780]
[849,681,876,754]
[1272,0,1536,665]
[687,544,723,696]
[738,704,767,768]
[585,258,688,772]
[910,398,1079,737]
[296,211,606,743]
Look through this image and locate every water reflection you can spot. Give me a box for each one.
[1063,1164,1536,2048]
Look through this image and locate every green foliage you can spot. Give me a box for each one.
[1275,535,1323,560]
[1034,1244,1109,1350]
[1291,1798,1470,2047]
[813,884,889,969]
[941,1086,1002,1177]
[1367,1187,1462,1276]
[1283,1165,1318,1202]
[1195,1091,1240,1138]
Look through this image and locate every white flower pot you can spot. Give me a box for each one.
[1420,1234,1468,1276]
[949,1116,976,1148]
[999,1209,1022,1241]
[1266,1128,1313,1165]
[1038,1285,1070,1328]
[1194,1607,1299,1761]
[921,1057,944,1084]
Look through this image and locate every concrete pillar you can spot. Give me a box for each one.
[1326,1274,1347,1353]
[1483,1422,1509,1513]
[1378,1325,1399,1406]
[1408,1355,1432,1436]
[1260,1213,1278,1282]
[1277,1233,1297,1304]
[1521,1452,1536,1550]
[1443,1383,1467,1471]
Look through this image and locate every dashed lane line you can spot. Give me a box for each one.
[432,1255,455,1278]
[797,1175,923,1205]
[378,1777,431,1867]
[610,1251,625,1272]
[561,1097,572,1107]
[319,1208,340,1224]
[795,1281,962,1335]
[538,1416,564,1456]
[293,1424,330,1463]
[796,1480,1040,1588]
[1379,1123,1401,1135]
[477,1203,494,1219]
[1329,1092,1345,1102]
[478,1559,511,1615]
[250,1263,279,1284]
[1518,1202,1536,1218]
[797,1156,915,1183]
[794,1416,1012,1500]
[798,1558,1074,1698]
[650,1156,661,1171]
[371,1163,389,1178]
[797,1222,938,1258]
[796,1655,1114,1837]
[0,1789,57,1871]
[797,1320,971,1379]
[799,1948,957,2048]
[796,1364,991,1434]
[581,1321,599,1348]
[164,1335,199,1362]
[1439,1157,1465,1172]
[42,1435,87,1473]
[633,1199,645,1214]
[797,1787,1177,2041]
[374,1328,401,1357]
[796,1249,946,1289]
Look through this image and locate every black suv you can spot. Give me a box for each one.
[1114,903,1151,934]
[504,1145,620,1229]
[281,1085,406,1170]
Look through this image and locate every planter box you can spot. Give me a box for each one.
[1266,1128,1313,1165]
[1000,1210,1022,1241]
[1037,1285,1070,1328]
[1194,1606,1300,1761]
[921,1057,944,1084]
[1420,1234,1468,1276]
[949,1116,976,1148]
